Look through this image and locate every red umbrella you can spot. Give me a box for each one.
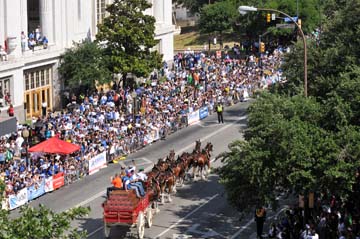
[28,137,80,155]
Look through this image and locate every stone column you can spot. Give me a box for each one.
[0,0,5,47]
[40,0,54,44]
[20,0,28,36]
[5,0,22,57]
[163,0,172,26]
[153,0,164,23]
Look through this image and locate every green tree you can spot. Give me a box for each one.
[217,0,360,213]
[234,0,322,41]
[198,1,238,35]
[174,0,221,14]
[96,0,162,84]
[58,40,112,93]
[218,94,360,211]
[0,180,90,238]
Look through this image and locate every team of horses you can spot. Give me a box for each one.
[145,140,214,204]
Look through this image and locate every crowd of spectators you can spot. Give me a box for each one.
[0,48,285,199]
[267,188,360,239]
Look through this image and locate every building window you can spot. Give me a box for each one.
[0,78,10,102]
[40,70,45,86]
[25,74,30,90]
[24,66,52,91]
[35,72,40,88]
[30,73,35,89]
[46,69,50,85]
[97,0,106,24]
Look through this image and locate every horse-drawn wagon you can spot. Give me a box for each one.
[102,190,155,239]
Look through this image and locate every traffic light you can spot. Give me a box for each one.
[297,19,302,29]
[260,42,265,53]
[266,13,271,23]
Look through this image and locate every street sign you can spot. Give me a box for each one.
[284,16,298,23]
[276,23,295,29]
[271,13,276,21]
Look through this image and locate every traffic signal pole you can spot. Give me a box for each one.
[258,7,307,97]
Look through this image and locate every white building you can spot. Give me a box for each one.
[0,0,174,121]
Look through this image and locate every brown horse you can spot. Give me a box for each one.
[146,175,161,213]
[192,142,214,180]
[170,157,187,188]
[157,169,176,203]
[150,161,176,203]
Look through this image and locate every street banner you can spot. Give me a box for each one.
[199,106,209,120]
[52,172,65,190]
[152,128,159,142]
[8,188,28,210]
[88,151,107,175]
[27,179,46,201]
[45,176,54,192]
[144,133,153,145]
[188,110,200,125]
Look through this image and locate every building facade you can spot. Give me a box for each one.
[0,0,174,122]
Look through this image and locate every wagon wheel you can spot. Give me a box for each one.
[146,207,153,228]
[137,212,145,239]
[104,222,111,238]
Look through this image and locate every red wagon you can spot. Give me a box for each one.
[102,190,155,239]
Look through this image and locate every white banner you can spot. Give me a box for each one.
[45,176,54,193]
[8,188,28,210]
[188,110,200,125]
[144,133,153,145]
[88,151,107,175]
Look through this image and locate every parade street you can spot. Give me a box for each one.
[11,100,285,239]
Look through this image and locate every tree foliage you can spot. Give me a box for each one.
[0,180,90,238]
[174,0,221,14]
[59,40,112,92]
[218,0,360,211]
[96,0,162,81]
[198,1,238,34]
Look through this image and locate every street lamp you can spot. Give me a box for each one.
[22,128,30,169]
[238,6,308,97]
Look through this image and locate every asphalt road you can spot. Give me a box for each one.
[11,100,286,239]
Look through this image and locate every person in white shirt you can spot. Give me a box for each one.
[136,168,148,182]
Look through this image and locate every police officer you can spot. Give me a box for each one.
[216,102,224,124]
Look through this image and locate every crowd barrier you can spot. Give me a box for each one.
[3,105,213,211]
[88,151,107,175]
[4,172,66,210]
[188,106,210,125]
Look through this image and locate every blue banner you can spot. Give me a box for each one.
[27,179,46,201]
[199,107,209,120]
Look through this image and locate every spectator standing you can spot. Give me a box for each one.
[255,206,266,239]
[35,26,41,43]
[7,104,14,117]
[216,102,224,124]
[21,31,27,53]
[42,101,47,116]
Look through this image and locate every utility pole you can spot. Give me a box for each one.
[296,0,299,17]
